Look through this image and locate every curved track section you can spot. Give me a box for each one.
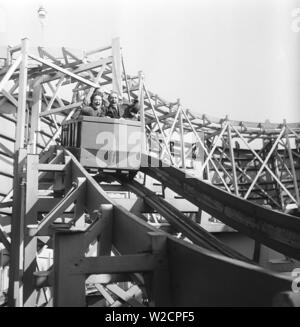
[141,155,300,261]
[49,149,293,306]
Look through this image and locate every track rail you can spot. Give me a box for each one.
[116,175,253,263]
[141,155,300,261]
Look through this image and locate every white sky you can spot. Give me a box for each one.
[0,0,300,123]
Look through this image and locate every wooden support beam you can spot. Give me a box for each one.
[0,223,11,251]
[45,77,65,112]
[72,254,155,275]
[106,284,144,307]
[15,39,28,151]
[182,109,230,190]
[231,125,296,203]
[23,154,39,307]
[227,123,239,196]
[94,283,115,305]
[111,38,122,97]
[97,204,113,256]
[43,109,76,152]
[85,45,112,56]
[1,89,18,107]
[28,54,100,88]
[179,108,186,169]
[0,55,22,93]
[160,108,180,159]
[39,102,82,117]
[143,82,175,166]
[8,148,27,307]
[28,82,42,154]
[38,47,62,65]
[86,274,132,285]
[284,123,300,207]
[53,231,86,307]
[147,232,172,306]
[214,147,282,209]
[37,178,86,236]
[38,163,68,172]
[61,47,82,63]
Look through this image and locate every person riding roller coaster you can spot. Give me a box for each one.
[106,91,140,120]
[80,90,106,117]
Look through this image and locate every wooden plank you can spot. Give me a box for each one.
[15,39,28,151]
[94,283,115,305]
[112,38,122,96]
[227,124,239,196]
[106,284,144,307]
[1,89,18,107]
[8,148,27,307]
[53,231,86,307]
[38,163,68,172]
[37,178,86,236]
[72,254,155,275]
[0,55,21,93]
[23,154,39,306]
[98,204,113,256]
[28,83,42,154]
[28,54,100,89]
[285,123,300,206]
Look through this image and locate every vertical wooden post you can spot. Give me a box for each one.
[196,131,205,179]
[6,46,12,66]
[8,38,29,307]
[23,154,39,306]
[53,231,86,307]
[148,232,171,306]
[8,149,27,307]
[29,82,42,154]
[15,38,28,151]
[138,71,147,167]
[179,105,186,169]
[227,123,239,196]
[284,121,300,207]
[121,55,131,101]
[97,204,113,256]
[111,37,122,97]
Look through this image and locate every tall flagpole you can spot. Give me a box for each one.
[37,5,47,46]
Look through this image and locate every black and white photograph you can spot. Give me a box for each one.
[0,0,300,311]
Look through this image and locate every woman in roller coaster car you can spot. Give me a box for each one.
[80,90,107,117]
[106,91,140,120]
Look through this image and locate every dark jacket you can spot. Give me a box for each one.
[81,105,106,117]
[105,100,140,120]
[122,99,140,120]
[105,105,121,119]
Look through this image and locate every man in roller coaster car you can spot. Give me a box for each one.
[106,91,140,120]
[80,90,107,117]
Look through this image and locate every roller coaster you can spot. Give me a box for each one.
[0,38,300,307]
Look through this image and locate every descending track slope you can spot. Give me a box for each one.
[141,155,300,261]
[62,150,292,306]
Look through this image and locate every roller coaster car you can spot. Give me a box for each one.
[61,116,142,174]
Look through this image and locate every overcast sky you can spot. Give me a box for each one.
[0,0,300,123]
